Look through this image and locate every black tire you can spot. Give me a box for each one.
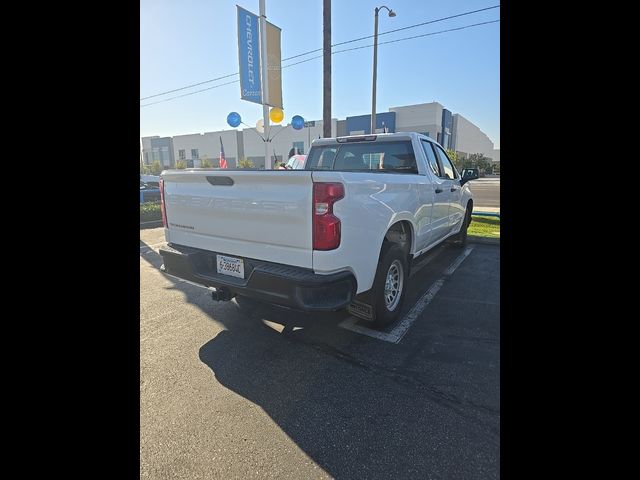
[371,243,409,328]
[450,205,471,248]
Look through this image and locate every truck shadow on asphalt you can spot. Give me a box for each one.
[140,241,500,479]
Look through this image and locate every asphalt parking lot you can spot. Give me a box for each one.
[468,176,500,209]
[140,228,500,479]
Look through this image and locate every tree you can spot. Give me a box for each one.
[176,160,186,169]
[200,157,213,168]
[446,149,461,171]
[150,160,162,175]
[238,157,254,169]
[466,153,491,173]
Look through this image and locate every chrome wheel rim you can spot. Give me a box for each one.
[384,260,404,311]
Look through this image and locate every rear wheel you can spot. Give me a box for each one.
[371,243,408,328]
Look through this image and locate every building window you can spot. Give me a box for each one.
[178,149,186,160]
[191,149,199,159]
[152,149,160,162]
[292,141,304,155]
[160,146,170,165]
[144,152,149,164]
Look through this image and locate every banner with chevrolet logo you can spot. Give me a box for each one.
[237,6,282,108]
[237,6,262,104]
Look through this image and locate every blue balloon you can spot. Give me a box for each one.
[227,112,241,128]
[291,115,305,130]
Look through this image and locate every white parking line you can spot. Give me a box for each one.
[339,246,474,344]
[445,247,473,275]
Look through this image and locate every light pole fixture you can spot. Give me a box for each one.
[371,5,396,134]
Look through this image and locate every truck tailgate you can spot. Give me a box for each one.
[162,170,314,268]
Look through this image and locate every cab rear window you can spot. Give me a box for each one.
[306,141,417,173]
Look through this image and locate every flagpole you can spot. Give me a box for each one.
[259,0,271,169]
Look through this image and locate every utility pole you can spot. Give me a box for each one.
[259,0,271,168]
[323,0,331,138]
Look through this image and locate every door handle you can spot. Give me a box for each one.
[435,188,443,194]
[451,186,459,192]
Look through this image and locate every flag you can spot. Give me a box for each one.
[219,137,228,169]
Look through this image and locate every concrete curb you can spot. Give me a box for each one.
[468,235,500,245]
[140,220,163,230]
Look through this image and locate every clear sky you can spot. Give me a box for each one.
[140,0,500,148]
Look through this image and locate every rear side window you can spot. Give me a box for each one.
[307,147,338,170]
[306,141,417,173]
[420,140,441,177]
[434,145,457,179]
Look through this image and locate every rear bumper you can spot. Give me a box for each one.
[159,243,357,312]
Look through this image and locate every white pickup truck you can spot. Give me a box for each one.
[158,132,478,326]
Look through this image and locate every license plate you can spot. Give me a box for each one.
[216,255,244,279]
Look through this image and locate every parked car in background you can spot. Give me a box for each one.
[460,168,479,180]
[140,181,161,203]
[141,174,161,187]
[280,154,307,170]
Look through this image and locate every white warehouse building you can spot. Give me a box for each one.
[141,101,497,168]
[451,113,495,159]
[172,130,241,168]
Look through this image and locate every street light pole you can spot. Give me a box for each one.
[371,6,395,134]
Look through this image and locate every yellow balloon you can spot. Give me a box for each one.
[269,107,284,124]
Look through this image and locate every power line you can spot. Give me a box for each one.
[336,19,500,54]
[139,73,238,101]
[278,19,500,69]
[140,79,239,107]
[283,4,500,61]
[140,5,500,101]
[140,19,499,108]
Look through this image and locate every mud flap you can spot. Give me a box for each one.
[347,299,375,322]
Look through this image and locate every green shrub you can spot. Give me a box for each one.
[238,157,254,169]
[140,201,162,223]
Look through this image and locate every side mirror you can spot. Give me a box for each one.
[460,168,479,185]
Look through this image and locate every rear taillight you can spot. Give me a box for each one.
[313,182,344,250]
[159,179,168,228]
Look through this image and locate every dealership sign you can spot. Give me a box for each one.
[237,6,262,104]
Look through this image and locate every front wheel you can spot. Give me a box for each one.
[371,243,409,328]
[450,206,471,248]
